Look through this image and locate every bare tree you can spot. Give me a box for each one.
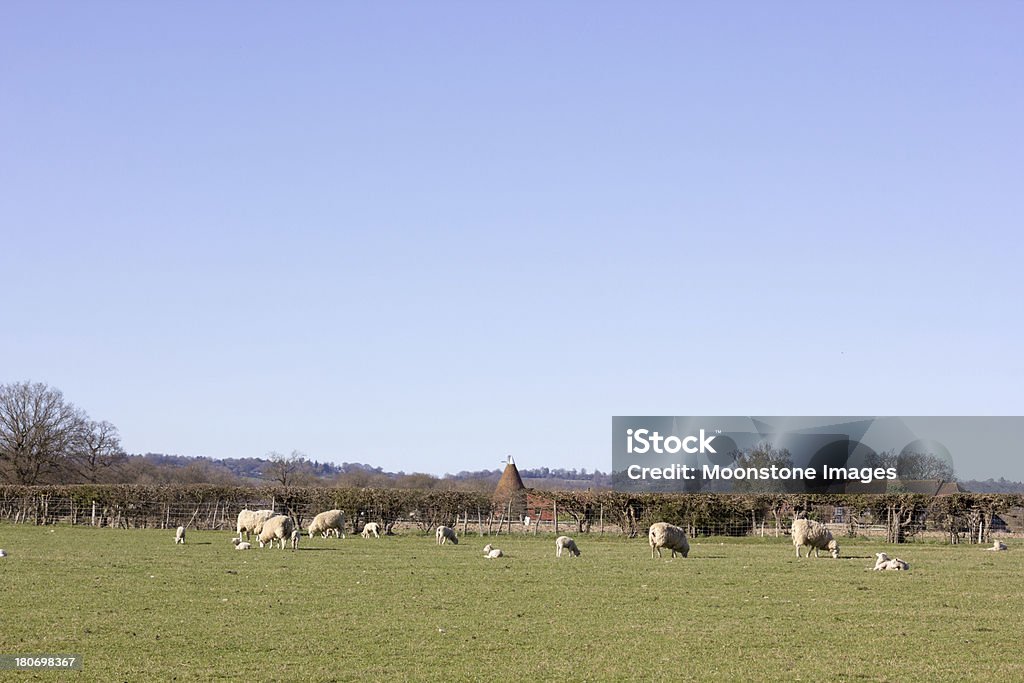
[865,449,956,481]
[0,382,88,484]
[730,443,795,493]
[267,450,306,487]
[75,420,127,483]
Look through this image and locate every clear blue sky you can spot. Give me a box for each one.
[2,4,1022,479]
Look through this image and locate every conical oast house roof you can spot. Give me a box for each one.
[494,457,527,515]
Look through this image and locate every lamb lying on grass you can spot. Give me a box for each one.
[987,540,1008,551]
[235,542,252,550]
[174,526,186,544]
[361,522,381,539]
[436,526,458,545]
[792,518,839,559]
[483,543,503,559]
[555,536,580,558]
[873,552,909,571]
[649,522,689,559]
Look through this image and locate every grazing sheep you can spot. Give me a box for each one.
[308,510,347,540]
[361,522,381,539]
[873,552,909,571]
[792,518,839,559]
[235,542,251,551]
[174,526,186,544]
[236,509,276,541]
[436,526,458,545]
[291,529,300,550]
[555,536,581,558]
[482,544,503,559]
[649,522,690,559]
[987,540,1008,551]
[258,515,296,550]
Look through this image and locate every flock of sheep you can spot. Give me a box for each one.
[162,509,1014,568]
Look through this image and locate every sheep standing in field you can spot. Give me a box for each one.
[987,540,1008,551]
[258,515,296,550]
[237,509,276,541]
[308,510,346,540]
[792,518,839,559]
[291,529,300,550]
[361,522,381,539]
[873,552,909,571]
[174,526,186,544]
[649,522,690,559]
[555,536,581,558]
[482,543,503,559]
[436,526,458,545]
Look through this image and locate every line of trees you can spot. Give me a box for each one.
[1,382,618,490]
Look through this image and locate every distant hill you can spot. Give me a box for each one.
[960,478,1024,494]
[119,452,611,489]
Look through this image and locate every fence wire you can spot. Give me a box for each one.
[1,491,1020,545]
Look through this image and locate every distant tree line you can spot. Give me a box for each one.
[0,382,613,491]
[5,382,1020,494]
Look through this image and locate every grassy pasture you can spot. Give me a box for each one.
[0,524,1021,682]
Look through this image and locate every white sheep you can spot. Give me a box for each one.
[555,536,581,558]
[792,518,839,559]
[308,510,346,540]
[236,509,276,541]
[649,522,690,559]
[235,542,252,551]
[436,526,458,545]
[174,526,186,544]
[361,522,381,539]
[0,549,7,557]
[987,540,1008,551]
[258,515,296,550]
[291,529,300,550]
[482,543,503,559]
[873,552,909,571]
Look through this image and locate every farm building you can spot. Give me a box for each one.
[493,456,528,520]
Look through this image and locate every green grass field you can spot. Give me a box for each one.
[1,524,1021,682]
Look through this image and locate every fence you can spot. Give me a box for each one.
[1,485,1022,544]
